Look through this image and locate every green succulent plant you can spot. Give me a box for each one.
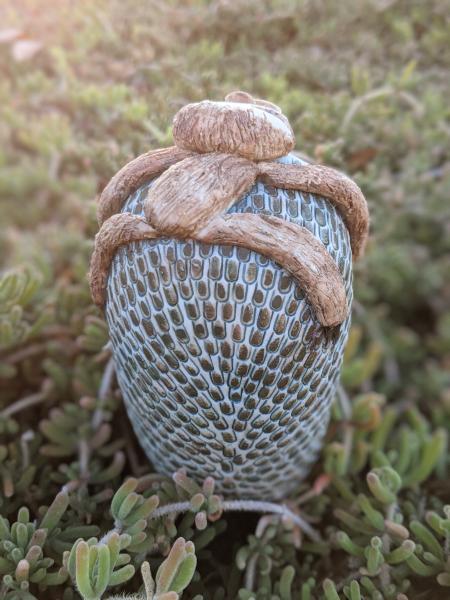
[1,0,449,598]
[106,538,197,600]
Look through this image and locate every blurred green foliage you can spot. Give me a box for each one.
[0,0,449,598]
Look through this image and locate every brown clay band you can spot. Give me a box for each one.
[90,210,348,327]
[145,153,258,237]
[196,213,348,327]
[91,150,366,327]
[89,213,158,307]
[95,151,368,260]
[97,146,192,226]
[257,161,369,259]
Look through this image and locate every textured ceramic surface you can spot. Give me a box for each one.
[105,154,353,500]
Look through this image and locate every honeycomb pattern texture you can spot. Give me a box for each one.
[105,154,353,499]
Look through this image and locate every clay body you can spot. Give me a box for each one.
[105,154,353,500]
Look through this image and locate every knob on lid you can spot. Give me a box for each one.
[172,91,295,161]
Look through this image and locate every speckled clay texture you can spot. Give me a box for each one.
[105,154,353,500]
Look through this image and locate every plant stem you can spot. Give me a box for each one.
[92,355,115,429]
[20,430,34,469]
[380,503,397,588]
[149,499,321,542]
[71,355,115,491]
[337,383,352,420]
[1,392,46,418]
[2,343,47,365]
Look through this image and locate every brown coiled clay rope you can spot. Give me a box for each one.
[89,92,369,327]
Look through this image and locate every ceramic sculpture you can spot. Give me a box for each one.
[89,91,369,500]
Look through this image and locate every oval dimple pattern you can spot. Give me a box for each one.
[106,154,353,499]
